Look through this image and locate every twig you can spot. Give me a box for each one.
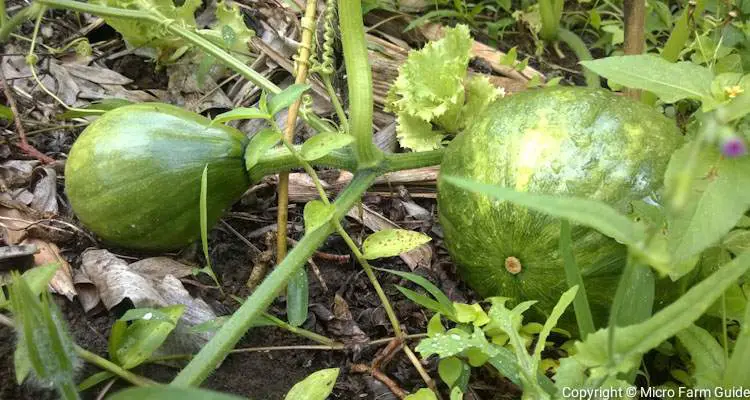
[351,363,408,399]
[403,345,440,396]
[0,60,54,164]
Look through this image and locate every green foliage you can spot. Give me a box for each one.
[386,25,503,151]
[244,128,281,171]
[9,272,79,399]
[91,0,253,63]
[361,229,431,259]
[300,133,354,161]
[664,143,750,262]
[283,368,340,400]
[581,55,714,104]
[267,84,311,116]
[108,305,184,369]
[303,200,335,233]
[212,107,271,125]
[555,250,750,388]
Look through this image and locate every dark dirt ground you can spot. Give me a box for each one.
[0,2,596,399]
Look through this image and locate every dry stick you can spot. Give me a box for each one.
[276,0,318,263]
[623,0,646,99]
[351,363,408,399]
[0,62,54,164]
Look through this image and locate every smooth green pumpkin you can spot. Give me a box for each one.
[65,103,249,251]
[437,87,683,326]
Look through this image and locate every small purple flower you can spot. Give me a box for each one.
[721,136,747,158]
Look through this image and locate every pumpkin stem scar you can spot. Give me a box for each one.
[505,256,522,274]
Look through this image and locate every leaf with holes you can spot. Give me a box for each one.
[362,229,431,260]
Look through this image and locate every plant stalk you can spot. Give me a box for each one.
[248,147,444,182]
[338,0,383,167]
[623,0,645,99]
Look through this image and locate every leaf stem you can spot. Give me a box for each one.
[75,346,157,387]
[338,0,383,167]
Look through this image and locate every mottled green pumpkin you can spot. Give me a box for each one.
[437,87,683,325]
[65,103,249,251]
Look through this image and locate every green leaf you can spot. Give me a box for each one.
[286,267,309,327]
[500,47,518,66]
[268,84,311,116]
[190,316,230,334]
[427,314,445,337]
[362,229,431,259]
[609,260,654,329]
[722,229,750,255]
[91,0,202,54]
[113,305,184,369]
[438,357,463,387]
[300,133,354,161]
[284,368,339,400]
[377,268,455,318]
[396,286,453,317]
[388,25,477,150]
[571,250,750,379]
[560,220,595,338]
[417,327,496,360]
[2,263,61,309]
[442,176,646,250]
[212,107,270,124]
[0,104,14,121]
[450,386,464,400]
[454,303,490,327]
[199,165,219,288]
[9,273,77,392]
[665,144,750,261]
[303,200,335,233]
[57,98,133,119]
[404,388,438,400]
[580,55,714,103]
[533,286,577,363]
[395,113,446,152]
[245,128,281,171]
[109,387,245,400]
[676,325,725,388]
[78,371,115,391]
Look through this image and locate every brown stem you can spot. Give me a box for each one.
[623,0,646,99]
[351,364,408,399]
[0,60,54,164]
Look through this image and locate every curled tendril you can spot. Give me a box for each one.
[310,0,336,75]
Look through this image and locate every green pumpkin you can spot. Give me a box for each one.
[65,103,249,251]
[437,87,683,326]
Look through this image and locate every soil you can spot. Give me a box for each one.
[0,3,593,399]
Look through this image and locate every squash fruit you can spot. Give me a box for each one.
[437,87,683,326]
[65,103,249,251]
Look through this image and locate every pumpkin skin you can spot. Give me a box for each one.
[65,103,249,251]
[437,87,683,326]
